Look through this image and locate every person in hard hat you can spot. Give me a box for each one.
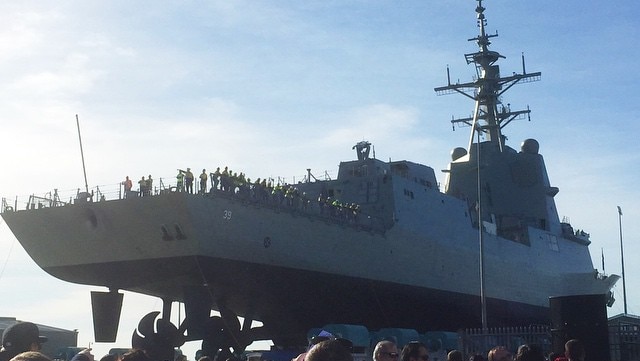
[122,176,133,198]
[211,167,221,190]
[176,170,185,192]
[199,169,208,194]
[145,175,153,196]
[185,168,194,194]
[138,176,146,197]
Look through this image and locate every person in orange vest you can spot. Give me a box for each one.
[122,176,133,198]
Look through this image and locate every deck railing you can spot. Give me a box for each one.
[0,168,338,214]
[1,173,386,233]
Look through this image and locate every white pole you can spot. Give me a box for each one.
[76,114,89,194]
[618,206,627,314]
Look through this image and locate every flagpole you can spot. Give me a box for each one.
[618,206,627,315]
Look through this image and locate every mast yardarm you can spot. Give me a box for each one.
[434,0,541,152]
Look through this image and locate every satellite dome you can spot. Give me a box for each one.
[451,147,467,161]
[521,138,539,154]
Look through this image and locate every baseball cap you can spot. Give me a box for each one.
[2,322,48,350]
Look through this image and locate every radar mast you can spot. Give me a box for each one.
[434,0,541,152]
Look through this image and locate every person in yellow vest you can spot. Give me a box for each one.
[176,170,185,192]
[146,175,153,196]
[138,176,146,197]
[185,168,194,194]
[199,169,208,194]
[211,167,221,190]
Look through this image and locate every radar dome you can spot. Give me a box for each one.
[521,139,539,154]
[451,147,467,161]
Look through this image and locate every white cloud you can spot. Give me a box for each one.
[326,103,419,142]
[10,53,103,98]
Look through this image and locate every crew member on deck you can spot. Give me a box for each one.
[138,176,146,197]
[185,168,194,194]
[176,170,185,191]
[200,169,208,194]
[146,175,153,196]
[122,176,133,198]
[211,167,221,190]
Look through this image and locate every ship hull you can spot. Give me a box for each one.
[1,190,593,344]
[42,254,548,343]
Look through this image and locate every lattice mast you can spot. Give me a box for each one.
[434,0,541,152]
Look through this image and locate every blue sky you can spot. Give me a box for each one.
[1,0,639,358]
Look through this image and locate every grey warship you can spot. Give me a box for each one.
[1,1,618,358]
